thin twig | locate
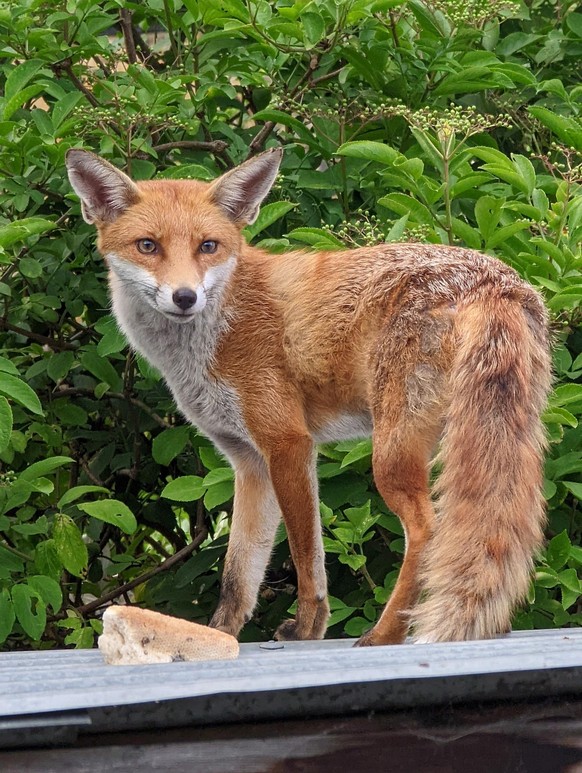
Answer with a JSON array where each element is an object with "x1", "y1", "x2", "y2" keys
[
  {"x1": 55, "y1": 387, "x2": 171, "y2": 429},
  {"x1": 0, "y1": 319, "x2": 77, "y2": 351},
  {"x1": 76, "y1": 528, "x2": 208, "y2": 616},
  {"x1": 153, "y1": 139, "x2": 229, "y2": 154},
  {"x1": 60, "y1": 60, "x2": 99, "y2": 108},
  {"x1": 0, "y1": 538, "x2": 33, "y2": 563},
  {"x1": 310, "y1": 65, "x2": 345, "y2": 87}
]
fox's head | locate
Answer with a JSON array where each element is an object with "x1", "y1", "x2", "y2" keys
[{"x1": 65, "y1": 148, "x2": 282, "y2": 322}]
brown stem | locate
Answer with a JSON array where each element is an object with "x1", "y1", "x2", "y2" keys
[
  {"x1": 0, "y1": 319, "x2": 77, "y2": 351},
  {"x1": 248, "y1": 122, "x2": 276, "y2": 157},
  {"x1": 54, "y1": 387, "x2": 171, "y2": 429},
  {"x1": 61, "y1": 61, "x2": 99, "y2": 108},
  {"x1": 75, "y1": 528, "x2": 208, "y2": 616},
  {"x1": 120, "y1": 9, "x2": 138, "y2": 64},
  {"x1": 153, "y1": 139, "x2": 229, "y2": 154},
  {"x1": 309, "y1": 65, "x2": 345, "y2": 87}
]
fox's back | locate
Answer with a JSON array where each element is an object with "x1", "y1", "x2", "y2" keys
[{"x1": 260, "y1": 243, "x2": 543, "y2": 406}]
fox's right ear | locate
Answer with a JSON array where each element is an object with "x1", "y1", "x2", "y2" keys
[{"x1": 65, "y1": 149, "x2": 140, "y2": 224}]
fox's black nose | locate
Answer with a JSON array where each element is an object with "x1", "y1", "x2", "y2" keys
[{"x1": 172, "y1": 287, "x2": 197, "y2": 311}]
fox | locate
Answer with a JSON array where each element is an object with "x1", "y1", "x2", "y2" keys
[{"x1": 65, "y1": 147, "x2": 552, "y2": 646}]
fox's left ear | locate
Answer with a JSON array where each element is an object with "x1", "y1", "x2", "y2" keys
[{"x1": 209, "y1": 148, "x2": 282, "y2": 225}]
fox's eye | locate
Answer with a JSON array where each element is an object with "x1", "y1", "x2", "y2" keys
[
  {"x1": 200, "y1": 240, "x2": 218, "y2": 254},
  {"x1": 136, "y1": 238, "x2": 158, "y2": 254}
]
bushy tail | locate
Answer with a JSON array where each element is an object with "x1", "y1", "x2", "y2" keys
[{"x1": 412, "y1": 289, "x2": 552, "y2": 642}]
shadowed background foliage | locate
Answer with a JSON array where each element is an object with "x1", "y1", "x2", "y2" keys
[{"x1": 0, "y1": 0, "x2": 582, "y2": 648}]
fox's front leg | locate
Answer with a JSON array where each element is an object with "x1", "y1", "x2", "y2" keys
[
  {"x1": 267, "y1": 434, "x2": 329, "y2": 641},
  {"x1": 210, "y1": 458, "x2": 281, "y2": 638}
]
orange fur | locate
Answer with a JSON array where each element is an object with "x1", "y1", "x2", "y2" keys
[{"x1": 66, "y1": 149, "x2": 552, "y2": 645}]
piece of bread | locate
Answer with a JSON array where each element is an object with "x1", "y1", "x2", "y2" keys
[{"x1": 98, "y1": 605, "x2": 239, "y2": 665}]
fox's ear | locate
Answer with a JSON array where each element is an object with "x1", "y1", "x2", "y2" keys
[
  {"x1": 209, "y1": 148, "x2": 282, "y2": 225},
  {"x1": 65, "y1": 149, "x2": 140, "y2": 224}
]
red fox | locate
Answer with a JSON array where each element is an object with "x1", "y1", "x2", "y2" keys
[{"x1": 66, "y1": 147, "x2": 551, "y2": 645}]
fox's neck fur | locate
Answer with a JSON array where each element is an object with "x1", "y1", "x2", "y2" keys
[{"x1": 109, "y1": 253, "x2": 256, "y2": 453}]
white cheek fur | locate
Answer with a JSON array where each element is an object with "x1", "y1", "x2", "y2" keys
[
  {"x1": 106, "y1": 252, "x2": 158, "y2": 303},
  {"x1": 105, "y1": 253, "x2": 236, "y2": 316}
]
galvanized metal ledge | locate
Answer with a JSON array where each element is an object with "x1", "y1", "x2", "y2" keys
[{"x1": 1, "y1": 629, "x2": 581, "y2": 748}]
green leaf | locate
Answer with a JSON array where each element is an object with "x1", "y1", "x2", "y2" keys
[
  {"x1": 67, "y1": 625, "x2": 95, "y2": 649},
  {"x1": 0, "y1": 396, "x2": 13, "y2": 453},
  {"x1": 203, "y1": 467, "x2": 234, "y2": 486},
  {"x1": 2, "y1": 83, "x2": 44, "y2": 121},
  {"x1": 385, "y1": 214, "x2": 409, "y2": 242},
  {"x1": 34, "y1": 539, "x2": 62, "y2": 580},
  {"x1": 161, "y1": 476, "x2": 205, "y2": 501},
  {"x1": 0, "y1": 543, "x2": 24, "y2": 573},
  {"x1": 245, "y1": 201, "x2": 296, "y2": 239},
  {"x1": 486, "y1": 221, "x2": 530, "y2": 249},
  {"x1": 53, "y1": 514, "x2": 88, "y2": 577},
  {"x1": 57, "y1": 486, "x2": 109, "y2": 510},
  {"x1": 378, "y1": 193, "x2": 433, "y2": 224},
  {"x1": 511, "y1": 154, "x2": 536, "y2": 196},
  {"x1": 204, "y1": 480, "x2": 234, "y2": 509},
  {"x1": 337, "y1": 141, "x2": 398, "y2": 166},
  {"x1": 542, "y1": 407, "x2": 578, "y2": 428},
  {"x1": 19, "y1": 456, "x2": 73, "y2": 482},
  {"x1": 19, "y1": 257, "x2": 43, "y2": 278},
  {"x1": 302, "y1": 10, "x2": 325, "y2": 47},
  {"x1": 174, "y1": 543, "x2": 224, "y2": 588},
  {"x1": 12, "y1": 584, "x2": 46, "y2": 640},
  {"x1": 433, "y1": 67, "x2": 498, "y2": 96},
  {"x1": 475, "y1": 196, "x2": 503, "y2": 242},
  {"x1": 0, "y1": 356, "x2": 19, "y2": 376},
  {"x1": 338, "y1": 553, "x2": 367, "y2": 570},
  {"x1": 529, "y1": 107, "x2": 582, "y2": 153},
  {"x1": 152, "y1": 426, "x2": 190, "y2": 466},
  {"x1": 563, "y1": 481, "x2": 582, "y2": 500},
  {"x1": 80, "y1": 351, "x2": 123, "y2": 391},
  {"x1": 340, "y1": 439, "x2": 372, "y2": 468},
  {"x1": 47, "y1": 351, "x2": 75, "y2": 382},
  {"x1": 77, "y1": 500, "x2": 138, "y2": 535},
  {"x1": 344, "y1": 616, "x2": 370, "y2": 637},
  {"x1": 0, "y1": 588, "x2": 15, "y2": 644},
  {"x1": 535, "y1": 568, "x2": 559, "y2": 588},
  {"x1": 4, "y1": 59, "x2": 45, "y2": 102},
  {"x1": 546, "y1": 530, "x2": 571, "y2": 571},
  {"x1": 27, "y1": 575, "x2": 62, "y2": 613},
  {"x1": 287, "y1": 227, "x2": 344, "y2": 249},
  {"x1": 0, "y1": 217, "x2": 53, "y2": 250},
  {"x1": 551, "y1": 384, "x2": 582, "y2": 407},
  {"x1": 0, "y1": 372, "x2": 43, "y2": 415}
]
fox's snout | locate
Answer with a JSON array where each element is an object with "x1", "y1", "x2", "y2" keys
[{"x1": 172, "y1": 287, "x2": 198, "y2": 311}]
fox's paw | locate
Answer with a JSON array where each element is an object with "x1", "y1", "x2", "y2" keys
[
  {"x1": 274, "y1": 618, "x2": 304, "y2": 641},
  {"x1": 354, "y1": 629, "x2": 377, "y2": 647},
  {"x1": 354, "y1": 625, "x2": 407, "y2": 647}
]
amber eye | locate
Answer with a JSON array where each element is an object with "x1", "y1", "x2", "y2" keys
[
  {"x1": 200, "y1": 240, "x2": 218, "y2": 254},
  {"x1": 136, "y1": 238, "x2": 158, "y2": 254}
]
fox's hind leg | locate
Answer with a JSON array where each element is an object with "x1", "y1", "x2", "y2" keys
[
  {"x1": 357, "y1": 409, "x2": 441, "y2": 646},
  {"x1": 356, "y1": 313, "x2": 449, "y2": 646}
]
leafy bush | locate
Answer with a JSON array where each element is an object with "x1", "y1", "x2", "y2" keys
[{"x1": 1, "y1": 0, "x2": 582, "y2": 648}]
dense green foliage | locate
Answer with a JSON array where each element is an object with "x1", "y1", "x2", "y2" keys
[{"x1": 0, "y1": 0, "x2": 582, "y2": 648}]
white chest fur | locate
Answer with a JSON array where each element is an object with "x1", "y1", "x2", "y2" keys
[{"x1": 109, "y1": 275, "x2": 253, "y2": 449}]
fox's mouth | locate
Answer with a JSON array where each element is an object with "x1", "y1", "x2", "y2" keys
[{"x1": 159, "y1": 309, "x2": 198, "y2": 323}]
